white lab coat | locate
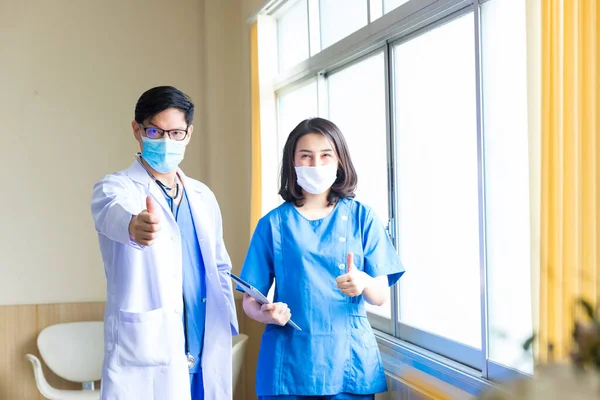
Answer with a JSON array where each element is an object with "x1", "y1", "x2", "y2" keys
[{"x1": 91, "y1": 160, "x2": 238, "y2": 400}]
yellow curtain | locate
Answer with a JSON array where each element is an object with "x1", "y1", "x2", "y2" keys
[
  {"x1": 250, "y1": 22, "x2": 262, "y2": 235},
  {"x1": 539, "y1": 0, "x2": 599, "y2": 362}
]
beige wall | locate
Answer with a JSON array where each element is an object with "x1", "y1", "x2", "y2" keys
[
  {"x1": 198, "y1": 0, "x2": 266, "y2": 275},
  {"x1": 0, "y1": 0, "x2": 204, "y2": 305},
  {"x1": 202, "y1": 2, "x2": 265, "y2": 397},
  {"x1": 200, "y1": 0, "x2": 252, "y2": 275},
  {"x1": 0, "y1": 0, "x2": 264, "y2": 303}
]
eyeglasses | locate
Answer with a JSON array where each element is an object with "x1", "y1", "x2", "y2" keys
[{"x1": 140, "y1": 125, "x2": 189, "y2": 141}]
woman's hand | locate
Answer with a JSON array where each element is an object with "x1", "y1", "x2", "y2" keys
[
  {"x1": 335, "y1": 252, "x2": 389, "y2": 305},
  {"x1": 242, "y1": 294, "x2": 291, "y2": 326},
  {"x1": 336, "y1": 252, "x2": 373, "y2": 297},
  {"x1": 260, "y1": 303, "x2": 291, "y2": 326}
]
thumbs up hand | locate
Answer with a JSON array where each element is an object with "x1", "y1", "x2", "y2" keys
[
  {"x1": 128, "y1": 196, "x2": 161, "y2": 246},
  {"x1": 146, "y1": 195, "x2": 157, "y2": 215},
  {"x1": 335, "y1": 252, "x2": 373, "y2": 297}
]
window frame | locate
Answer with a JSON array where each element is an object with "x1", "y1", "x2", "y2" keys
[{"x1": 388, "y1": 4, "x2": 487, "y2": 372}]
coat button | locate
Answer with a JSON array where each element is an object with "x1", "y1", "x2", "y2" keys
[
  {"x1": 339, "y1": 237, "x2": 346, "y2": 242},
  {"x1": 338, "y1": 263, "x2": 345, "y2": 270},
  {"x1": 341, "y1": 215, "x2": 348, "y2": 221},
  {"x1": 171, "y1": 235, "x2": 176, "y2": 241}
]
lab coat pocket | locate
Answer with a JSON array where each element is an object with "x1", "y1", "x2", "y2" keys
[{"x1": 117, "y1": 308, "x2": 170, "y2": 368}]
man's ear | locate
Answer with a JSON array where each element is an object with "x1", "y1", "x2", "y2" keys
[
  {"x1": 131, "y1": 120, "x2": 140, "y2": 138},
  {"x1": 184, "y1": 125, "x2": 193, "y2": 144}
]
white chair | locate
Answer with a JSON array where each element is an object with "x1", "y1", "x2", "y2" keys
[
  {"x1": 232, "y1": 333, "x2": 249, "y2": 395},
  {"x1": 26, "y1": 321, "x2": 103, "y2": 400}
]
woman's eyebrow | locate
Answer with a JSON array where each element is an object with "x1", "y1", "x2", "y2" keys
[{"x1": 297, "y1": 148, "x2": 333, "y2": 153}]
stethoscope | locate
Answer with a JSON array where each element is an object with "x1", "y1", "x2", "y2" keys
[
  {"x1": 135, "y1": 154, "x2": 180, "y2": 214},
  {"x1": 136, "y1": 154, "x2": 195, "y2": 369}
]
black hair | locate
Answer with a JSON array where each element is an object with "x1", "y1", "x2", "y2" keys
[{"x1": 134, "y1": 86, "x2": 194, "y2": 125}]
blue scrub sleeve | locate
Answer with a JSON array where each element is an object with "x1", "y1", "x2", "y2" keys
[
  {"x1": 362, "y1": 208, "x2": 405, "y2": 286},
  {"x1": 239, "y1": 217, "x2": 275, "y2": 296}
]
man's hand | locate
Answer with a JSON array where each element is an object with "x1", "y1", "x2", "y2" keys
[
  {"x1": 129, "y1": 196, "x2": 161, "y2": 246},
  {"x1": 336, "y1": 252, "x2": 373, "y2": 297},
  {"x1": 260, "y1": 302, "x2": 291, "y2": 326}
]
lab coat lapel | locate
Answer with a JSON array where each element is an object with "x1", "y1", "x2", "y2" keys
[
  {"x1": 125, "y1": 158, "x2": 176, "y2": 223},
  {"x1": 180, "y1": 174, "x2": 215, "y2": 265},
  {"x1": 148, "y1": 182, "x2": 174, "y2": 220}
]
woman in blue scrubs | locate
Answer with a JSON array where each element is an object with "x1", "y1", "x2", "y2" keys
[{"x1": 240, "y1": 118, "x2": 405, "y2": 399}]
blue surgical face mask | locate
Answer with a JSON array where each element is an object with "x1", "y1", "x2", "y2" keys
[{"x1": 141, "y1": 136, "x2": 186, "y2": 173}]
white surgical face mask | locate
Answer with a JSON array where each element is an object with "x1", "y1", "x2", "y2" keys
[{"x1": 294, "y1": 164, "x2": 338, "y2": 195}]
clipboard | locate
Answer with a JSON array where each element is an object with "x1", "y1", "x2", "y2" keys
[{"x1": 228, "y1": 272, "x2": 302, "y2": 331}]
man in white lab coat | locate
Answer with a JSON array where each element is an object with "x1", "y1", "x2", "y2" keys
[{"x1": 91, "y1": 86, "x2": 238, "y2": 400}]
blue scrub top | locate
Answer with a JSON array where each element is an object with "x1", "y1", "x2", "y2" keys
[
  {"x1": 166, "y1": 189, "x2": 207, "y2": 375},
  {"x1": 240, "y1": 198, "x2": 405, "y2": 396}
]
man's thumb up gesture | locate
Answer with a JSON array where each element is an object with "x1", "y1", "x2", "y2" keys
[{"x1": 129, "y1": 196, "x2": 161, "y2": 246}]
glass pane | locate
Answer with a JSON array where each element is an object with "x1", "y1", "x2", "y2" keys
[
  {"x1": 278, "y1": 0, "x2": 309, "y2": 72},
  {"x1": 482, "y1": 0, "x2": 533, "y2": 373},
  {"x1": 328, "y1": 52, "x2": 391, "y2": 321},
  {"x1": 384, "y1": 0, "x2": 409, "y2": 14},
  {"x1": 320, "y1": 0, "x2": 368, "y2": 50},
  {"x1": 394, "y1": 13, "x2": 482, "y2": 349},
  {"x1": 370, "y1": 0, "x2": 383, "y2": 22},
  {"x1": 277, "y1": 79, "x2": 318, "y2": 157}
]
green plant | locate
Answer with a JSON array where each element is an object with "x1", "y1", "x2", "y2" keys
[
  {"x1": 571, "y1": 299, "x2": 600, "y2": 371},
  {"x1": 523, "y1": 298, "x2": 600, "y2": 371}
]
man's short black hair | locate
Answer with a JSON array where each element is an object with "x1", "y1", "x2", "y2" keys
[{"x1": 134, "y1": 86, "x2": 195, "y2": 126}]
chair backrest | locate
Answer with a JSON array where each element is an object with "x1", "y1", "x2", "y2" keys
[
  {"x1": 37, "y1": 321, "x2": 103, "y2": 383},
  {"x1": 232, "y1": 333, "x2": 249, "y2": 392}
]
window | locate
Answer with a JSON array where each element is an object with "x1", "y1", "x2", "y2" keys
[
  {"x1": 258, "y1": 0, "x2": 533, "y2": 383},
  {"x1": 384, "y1": 0, "x2": 410, "y2": 14},
  {"x1": 320, "y1": 0, "x2": 368, "y2": 50},
  {"x1": 277, "y1": 79, "x2": 318, "y2": 153},
  {"x1": 327, "y1": 52, "x2": 388, "y2": 225},
  {"x1": 481, "y1": 0, "x2": 533, "y2": 374},
  {"x1": 277, "y1": 0, "x2": 309, "y2": 72},
  {"x1": 327, "y1": 51, "x2": 391, "y2": 322},
  {"x1": 394, "y1": 12, "x2": 482, "y2": 352}
]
